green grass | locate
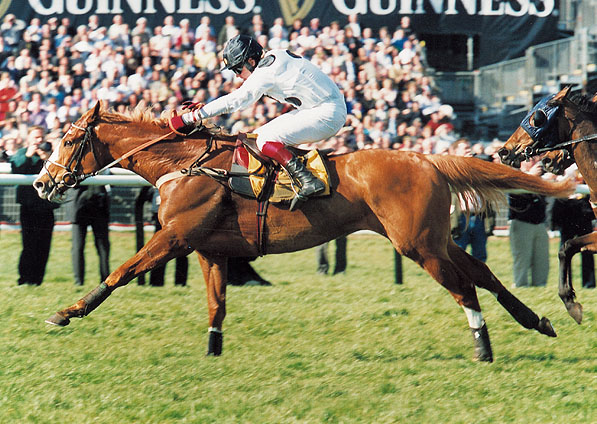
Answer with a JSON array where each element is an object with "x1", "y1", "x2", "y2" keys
[{"x1": 0, "y1": 231, "x2": 595, "y2": 423}]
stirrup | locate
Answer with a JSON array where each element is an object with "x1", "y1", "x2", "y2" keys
[{"x1": 289, "y1": 193, "x2": 307, "y2": 212}]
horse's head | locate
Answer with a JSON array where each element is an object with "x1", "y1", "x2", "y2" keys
[
  {"x1": 34, "y1": 101, "x2": 105, "y2": 202},
  {"x1": 498, "y1": 86, "x2": 572, "y2": 167}
]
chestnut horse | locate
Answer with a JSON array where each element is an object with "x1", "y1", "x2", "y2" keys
[
  {"x1": 34, "y1": 102, "x2": 574, "y2": 362},
  {"x1": 499, "y1": 86, "x2": 596, "y2": 324}
]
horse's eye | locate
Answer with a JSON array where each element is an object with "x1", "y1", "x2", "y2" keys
[
  {"x1": 64, "y1": 140, "x2": 73, "y2": 147},
  {"x1": 531, "y1": 110, "x2": 547, "y2": 127}
]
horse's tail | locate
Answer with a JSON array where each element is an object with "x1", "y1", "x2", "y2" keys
[{"x1": 426, "y1": 155, "x2": 575, "y2": 213}]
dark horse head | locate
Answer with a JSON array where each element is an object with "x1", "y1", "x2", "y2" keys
[{"x1": 498, "y1": 86, "x2": 573, "y2": 168}]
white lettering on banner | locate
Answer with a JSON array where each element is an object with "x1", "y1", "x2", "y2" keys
[
  {"x1": 27, "y1": 0, "x2": 555, "y2": 16},
  {"x1": 229, "y1": 0, "x2": 254, "y2": 14},
  {"x1": 29, "y1": 0, "x2": 63, "y2": 14},
  {"x1": 479, "y1": 0, "x2": 504, "y2": 15},
  {"x1": 28, "y1": 0, "x2": 255, "y2": 15},
  {"x1": 427, "y1": 0, "x2": 444, "y2": 14},
  {"x1": 445, "y1": 0, "x2": 476, "y2": 15},
  {"x1": 530, "y1": 0, "x2": 554, "y2": 18},
  {"x1": 370, "y1": 0, "x2": 397, "y2": 15},
  {"x1": 331, "y1": 0, "x2": 554, "y2": 16},
  {"x1": 331, "y1": 0, "x2": 366, "y2": 14},
  {"x1": 66, "y1": 0, "x2": 94, "y2": 14},
  {"x1": 505, "y1": 0, "x2": 528, "y2": 17},
  {"x1": 95, "y1": 0, "x2": 111, "y2": 13}
]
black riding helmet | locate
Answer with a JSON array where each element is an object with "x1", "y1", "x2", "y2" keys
[{"x1": 222, "y1": 35, "x2": 264, "y2": 74}]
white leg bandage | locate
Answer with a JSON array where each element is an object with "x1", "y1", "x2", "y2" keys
[{"x1": 462, "y1": 306, "x2": 484, "y2": 329}]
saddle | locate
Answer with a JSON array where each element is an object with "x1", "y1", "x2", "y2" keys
[{"x1": 228, "y1": 134, "x2": 332, "y2": 203}]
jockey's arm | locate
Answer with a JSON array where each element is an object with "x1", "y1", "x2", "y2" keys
[{"x1": 195, "y1": 73, "x2": 273, "y2": 121}]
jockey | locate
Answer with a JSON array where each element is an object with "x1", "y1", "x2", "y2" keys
[{"x1": 170, "y1": 35, "x2": 347, "y2": 207}]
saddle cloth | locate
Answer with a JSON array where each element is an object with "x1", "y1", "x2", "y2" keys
[{"x1": 229, "y1": 136, "x2": 331, "y2": 202}]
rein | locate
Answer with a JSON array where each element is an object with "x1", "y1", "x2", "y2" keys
[
  {"x1": 46, "y1": 121, "x2": 177, "y2": 188},
  {"x1": 535, "y1": 132, "x2": 597, "y2": 154},
  {"x1": 92, "y1": 129, "x2": 176, "y2": 176}
]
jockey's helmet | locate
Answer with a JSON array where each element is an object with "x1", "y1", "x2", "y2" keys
[{"x1": 222, "y1": 35, "x2": 263, "y2": 74}]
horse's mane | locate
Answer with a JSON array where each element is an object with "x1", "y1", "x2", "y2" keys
[
  {"x1": 98, "y1": 103, "x2": 234, "y2": 138},
  {"x1": 568, "y1": 93, "x2": 597, "y2": 115}
]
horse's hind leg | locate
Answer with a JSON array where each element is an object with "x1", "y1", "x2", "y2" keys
[
  {"x1": 447, "y1": 243, "x2": 556, "y2": 337},
  {"x1": 45, "y1": 227, "x2": 192, "y2": 326},
  {"x1": 196, "y1": 252, "x2": 228, "y2": 356},
  {"x1": 413, "y1": 251, "x2": 493, "y2": 362},
  {"x1": 557, "y1": 232, "x2": 597, "y2": 323}
]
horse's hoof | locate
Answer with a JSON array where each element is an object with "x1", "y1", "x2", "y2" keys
[
  {"x1": 473, "y1": 350, "x2": 493, "y2": 362},
  {"x1": 471, "y1": 324, "x2": 493, "y2": 363},
  {"x1": 45, "y1": 312, "x2": 70, "y2": 327},
  {"x1": 207, "y1": 331, "x2": 223, "y2": 356},
  {"x1": 537, "y1": 317, "x2": 557, "y2": 337},
  {"x1": 567, "y1": 303, "x2": 583, "y2": 324}
]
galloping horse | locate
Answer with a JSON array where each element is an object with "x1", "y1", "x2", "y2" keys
[
  {"x1": 34, "y1": 102, "x2": 574, "y2": 362},
  {"x1": 499, "y1": 86, "x2": 596, "y2": 324}
]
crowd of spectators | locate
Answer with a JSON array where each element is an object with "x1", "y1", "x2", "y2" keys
[{"x1": 0, "y1": 11, "x2": 502, "y2": 162}]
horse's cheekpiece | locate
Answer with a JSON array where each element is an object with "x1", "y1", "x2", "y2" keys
[{"x1": 520, "y1": 94, "x2": 561, "y2": 155}]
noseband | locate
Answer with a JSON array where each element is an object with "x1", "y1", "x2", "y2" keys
[{"x1": 44, "y1": 122, "x2": 100, "y2": 189}]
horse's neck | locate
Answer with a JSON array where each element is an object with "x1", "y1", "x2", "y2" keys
[
  {"x1": 571, "y1": 119, "x2": 597, "y2": 200},
  {"x1": 105, "y1": 127, "x2": 234, "y2": 185}
]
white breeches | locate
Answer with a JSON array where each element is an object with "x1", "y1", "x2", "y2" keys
[{"x1": 254, "y1": 101, "x2": 347, "y2": 150}]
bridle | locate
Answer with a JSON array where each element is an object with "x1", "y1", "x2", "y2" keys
[
  {"x1": 520, "y1": 94, "x2": 597, "y2": 159},
  {"x1": 44, "y1": 119, "x2": 176, "y2": 190},
  {"x1": 44, "y1": 121, "x2": 100, "y2": 189}
]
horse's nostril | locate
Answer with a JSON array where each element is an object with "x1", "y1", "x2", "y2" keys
[
  {"x1": 33, "y1": 181, "x2": 43, "y2": 190},
  {"x1": 497, "y1": 148, "x2": 508, "y2": 158}
]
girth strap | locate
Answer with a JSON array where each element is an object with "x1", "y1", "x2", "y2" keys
[{"x1": 256, "y1": 199, "x2": 269, "y2": 256}]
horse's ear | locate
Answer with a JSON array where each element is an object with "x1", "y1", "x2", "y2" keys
[
  {"x1": 91, "y1": 101, "x2": 102, "y2": 120},
  {"x1": 552, "y1": 86, "x2": 571, "y2": 103}
]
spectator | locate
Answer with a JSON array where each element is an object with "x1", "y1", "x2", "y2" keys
[
  {"x1": 217, "y1": 15, "x2": 238, "y2": 48},
  {"x1": 131, "y1": 17, "x2": 151, "y2": 45},
  {"x1": 268, "y1": 17, "x2": 288, "y2": 40},
  {"x1": 316, "y1": 237, "x2": 348, "y2": 275},
  {"x1": 67, "y1": 184, "x2": 111, "y2": 286},
  {"x1": 508, "y1": 158, "x2": 550, "y2": 287},
  {"x1": 195, "y1": 16, "x2": 215, "y2": 41},
  {"x1": 345, "y1": 13, "x2": 362, "y2": 38},
  {"x1": 1, "y1": 14, "x2": 25, "y2": 53},
  {"x1": 9, "y1": 126, "x2": 56, "y2": 286}
]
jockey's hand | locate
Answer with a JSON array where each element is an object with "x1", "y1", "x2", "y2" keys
[{"x1": 181, "y1": 101, "x2": 204, "y2": 112}]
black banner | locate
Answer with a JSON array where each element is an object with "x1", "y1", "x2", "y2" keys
[{"x1": 0, "y1": 0, "x2": 559, "y2": 67}]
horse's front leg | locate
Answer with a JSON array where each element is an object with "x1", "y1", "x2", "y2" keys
[
  {"x1": 557, "y1": 232, "x2": 597, "y2": 324},
  {"x1": 45, "y1": 227, "x2": 192, "y2": 326},
  {"x1": 196, "y1": 252, "x2": 228, "y2": 356}
]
